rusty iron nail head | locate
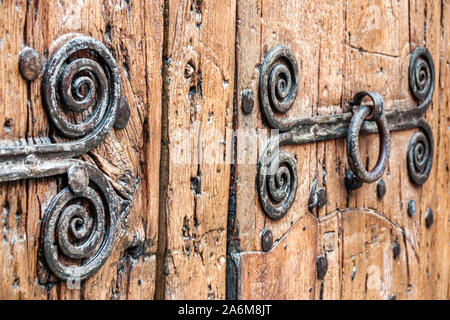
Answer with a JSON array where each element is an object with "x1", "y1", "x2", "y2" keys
[
  {"x1": 344, "y1": 170, "x2": 363, "y2": 191},
  {"x1": 261, "y1": 229, "x2": 273, "y2": 252},
  {"x1": 316, "y1": 188, "x2": 327, "y2": 208},
  {"x1": 241, "y1": 89, "x2": 254, "y2": 114},
  {"x1": 114, "y1": 96, "x2": 130, "y2": 129},
  {"x1": 316, "y1": 255, "x2": 328, "y2": 280},
  {"x1": 425, "y1": 208, "x2": 434, "y2": 228},
  {"x1": 67, "y1": 164, "x2": 89, "y2": 194},
  {"x1": 18, "y1": 47, "x2": 43, "y2": 81},
  {"x1": 376, "y1": 179, "x2": 386, "y2": 198},
  {"x1": 407, "y1": 199, "x2": 416, "y2": 217}
]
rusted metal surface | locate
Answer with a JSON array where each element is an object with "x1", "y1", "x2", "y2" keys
[
  {"x1": 256, "y1": 46, "x2": 435, "y2": 219},
  {"x1": 260, "y1": 229, "x2": 273, "y2": 252},
  {"x1": 41, "y1": 160, "x2": 119, "y2": 281},
  {"x1": 344, "y1": 170, "x2": 363, "y2": 191},
  {"x1": 114, "y1": 96, "x2": 131, "y2": 129},
  {"x1": 308, "y1": 179, "x2": 327, "y2": 212},
  {"x1": 18, "y1": 47, "x2": 43, "y2": 81},
  {"x1": 316, "y1": 255, "x2": 328, "y2": 280},
  {"x1": 376, "y1": 179, "x2": 386, "y2": 199},
  {"x1": 347, "y1": 93, "x2": 390, "y2": 184},
  {"x1": 0, "y1": 36, "x2": 126, "y2": 281},
  {"x1": 407, "y1": 127, "x2": 434, "y2": 186},
  {"x1": 241, "y1": 89, "x2": 254, "y2": 114},
  {"x1": 257, "y1": 149, "x2": 298, "y2": 220},
  {"x1": 425, "y1": 208, "x2": 434, "y2": 228},
  {"x1": 408, "y1": 46, "x2": 435, "y2": 114},
  {"x1": 259, "y1": 46, "x2": 299, "y2": 131},
  {"x1": 407, "y1": 199, "x2": 416, "y2": 217},
  {"x1": 349, "y1": 91, "x2": 384, "y2": 122},
  {"x1": 67, "y1": 164, "x2": 89, "y2": 195}
]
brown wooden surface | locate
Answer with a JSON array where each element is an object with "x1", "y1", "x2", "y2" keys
[
  {"x1": 0, "y1": 0, "x2": 163, "y2": 299},
  {"x1": 230, "y1": 0, "x2": 449, "y2": 300},
  {"x1": 0, "y1": 0, "x2": 448, "y2": 300},
  {"x1": 155, "y1": 0, "x2": 235, "y2": 299}
]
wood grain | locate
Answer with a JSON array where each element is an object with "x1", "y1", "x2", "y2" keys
[
  {"x1": 239, "y1": 213, "x2": 317, "y2": 300},
  {"x1": 230, "y1": 0, "x2": 449, "y2": 300},
  {"x1": 155, "y1": 0, "x2": 236, "y2": 299},
  {"x1": 0, "y1": 0, "x2": 448, "y2": 300},
  {"x1": 0, "y1": 0, "x2": 163, "y2": 299}
]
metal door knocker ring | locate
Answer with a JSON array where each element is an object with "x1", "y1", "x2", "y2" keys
[{"x1": 347, "y1": 91, "x2": 390, "y2": 183}]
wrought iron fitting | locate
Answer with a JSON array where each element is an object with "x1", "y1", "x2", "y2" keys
[
  {"x1": 0, "y1": 35, "x2": 128, "y2": 282},
  {"x1": 256, "y1": 46, "x2": 435, "y2": 219},
  {"x1": 347, "y1": 93, "x2": 390, "y2": 184}
]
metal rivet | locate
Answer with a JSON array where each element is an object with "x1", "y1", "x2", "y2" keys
[
  {"x1": 376, "y1": 179, "x2": 386, "y2": 198},
  {"x1": 24, "y1": 154, "x2": 38, "y2": 169},
  {"x1": 261, "y1": 229, "x2": 273, "y2": 252},
  {"x1": 425, "y1": 208, "x2": 434, "y2": 228},
  {"x1": 316, "y1": 255, "x2": 328, "y2": 280},
  {"x1": 114, "y1": 96, "x2": 130, "y2": 129},
  {"x1": 18, "y1": 47, "x2": 43, "y2": 81},
  {"x1": 344, "y1": 170, "x2": 363, "y2": 191},
  {"x1": 407, "y1": 199, "x2": 415, "y2": 217},
  {"x1": 67, "y1": 164, "x2": 89, "y2": 194},
  {"x1": 241, "y1": 89, "x2": 254, "y2": 114},
  {"x1": 392, "y1": 241, "x2": 400, "y2": 260}
]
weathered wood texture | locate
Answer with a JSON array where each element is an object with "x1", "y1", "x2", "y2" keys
[
  {"x1": 155, "y1": 0, "x2": 236, "y2": 299},
  {"x1": 0, "y1": 0, "x2": 163, "y2": 299},
  {"x1": 0, "y1": 0, "x2": 448, "y2": 300},
  {"x1": 230, "y1": 0, "x2": 449, "y2": 299},
  {"x1": 239, "y1": 214, "x2": 317, "y2": 299}
]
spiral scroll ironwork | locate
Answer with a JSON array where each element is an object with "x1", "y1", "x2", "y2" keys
[
  {"x1": 259, "y1": 46, "x2": 299, "y2": 131},
  {"x1": 43, "y1": 36, "x2": 121, "y2": 143},
  {"x1": 406, "y1": 120, "x2": 434, "y2": 186},
  {"x1": 408, "y1": 46, "x2": 435, "y2": 114},
  {"x1": 0, "y1": 35, "x2": 127, "y2": 282},
  {"x1": 38, "y1": 36, "x2": 122, "y2": 281},
  {"x1": 258, "y1": 142, "x2": 298, "y2": 220},
  {"x1": 41, "y1": 162, "x2": 118, "y2": 281},
  {"x1": 255, "y1": 45, "x2": 435, "y2": 220}
]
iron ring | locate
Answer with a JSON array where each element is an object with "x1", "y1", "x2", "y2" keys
[
  {"x1": 347, "y1": 105, "x2": 390, "y2": 183},
  {"x1": 350, "y1": 91, "x2": 384, "y2": 121}
]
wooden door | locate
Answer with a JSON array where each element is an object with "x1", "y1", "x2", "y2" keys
[
  {"x1": 228, "y1": 0, "x2": 449, "y2": 300},
  {"x1": 0, "y1": 0, "x2": 235, "y2": 300},
  {"x1": 0, "y1": 0, "x2": 448, "y2": 300},
  {"x1": 0, "y1": 0, "x2": 164, "y2": 299}
]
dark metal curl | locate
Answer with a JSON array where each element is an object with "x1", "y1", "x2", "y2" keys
[
  {"x1": 0, "y1": 36, "x2": 127, "y2": 282},
  {"x1": 408, "y1": 46, "x2": 435, "y2": 114},
  {"x1": 41, "y1": 160, "x2": 119, "y2": 281},
  {"x1": 43, "y1": 36, "x2": 120, "y2": 140},
  {"x1": 259, "y1": 46, "x2": 299, "y2": 131},
  {"x1": 347, "y1": 94, "x2": 390, "y2": 184},
  {"x1": 258, "y1": 134, "x2": 298, "y2": 220},
  {"x1": 406, "y1": 120, "x2": 433, "y2": 186}
]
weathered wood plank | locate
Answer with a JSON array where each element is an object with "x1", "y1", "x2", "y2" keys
[
  {"x1": 239, "y1": 214, "x2": 317, "y2": 300},
  {"x1": 155, "y1": 0, "x2": 235, "y2": 299},
  {"x1": 232, "y1": 0, "x2": 449, "y2": 300},
  {"x1": 0, "y1": 0, "x2": 163, "y2": 299}
]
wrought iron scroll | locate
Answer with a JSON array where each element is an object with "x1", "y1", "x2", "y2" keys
[
  {"x1": 0, "y1": 36, "x2": 127, "y2": 281},
  {"x1": 257, "y1": 46, "x2": 435, "y2": 220}
]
